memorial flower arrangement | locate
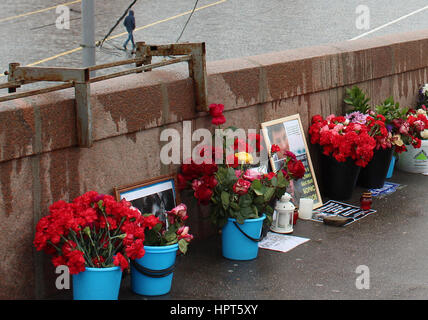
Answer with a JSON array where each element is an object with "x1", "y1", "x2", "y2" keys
[
  {"x1": 178, "y1": 103, "x2": 305, "y2": 228},
  {"x1": 343, "y1": 87, "x2": 426, "y2": 154},
  {"x1": 377, "y1": 105, "x2": 427, "y2": 152},
  {"x1": 33, "y1": 191, "x2": 147, "y2": 274},
  {"x1": 142, "y1": 203, "x2": 193, "y2": 254},
  {"x1": 309, "y1": 114, "x2": 377, "y2": 167},
  {"x1": 400, "y1": 105, "x2": 428, "y2": 140}
]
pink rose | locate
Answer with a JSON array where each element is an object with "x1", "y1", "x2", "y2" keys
[
  {"x1": 320, "y1": 125, "x2": 330, "y2": 133},
  {"x1": 414, "y1": 120, "x2": 425, "y2": 132},
  {"x1": 399, "y1": 122, "x2": 409, "y2": 135},
  {"x1": 177, "y1": 226, "x2": 193, "y2": 242},
  {"x1": 243, "y1": 169, "x2": 262, "y2": 181},
  {"x1": 333, "y1": 124, "x2": 344, "y2": 132},
  {"x1": 167, "y1": 204, "x2": 188, "y2": 220},
  {"x1": 233, "y1": 178, "x2": 252, "y2": 195},
  {"x1": 326, "y1": 114, "x2": 335, "y2": 122}
]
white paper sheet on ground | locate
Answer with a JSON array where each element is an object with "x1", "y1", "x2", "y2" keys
[{"x1": 258, "y1": 232, "x2": 310, "y2": 253}]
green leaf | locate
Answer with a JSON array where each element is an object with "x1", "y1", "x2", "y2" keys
[
  {"x1": 270, "y1": 176, "x2": 278, "y2": 187},
  {"x1": 153, "y1": 223, "x2": 162, "y2": 233},
  {"x1": 253, "y1": 195, "x2": 265, "y2": 205},
  {"x1": 178, "y1": 239, "x2": 188, "y2": 254},
  {"x1": 164, "y1": 229, "x2": 177, "y2": 243},
  {"x1": 251, "y1": 205, "x2": 258, "y2": 217},
  {"x1": 344, "y1": 86, "x2": 371, "y2": 113},
  {"x1": 221, "y1": 191, "x2": 230, "y2": 210},
  {"x1": 227, "y1": 167, "x2": 238, "y2": 182},
  {"x1": 264, "y1": 187, "x2": 275, "y2": 202},
  {"x1": 235, "y1": 211, "x2": 246, "y2": 224},
  {"x1": 239, "y1": 193, "x2": 252, "y2": 207},
  {"x1": 265, "y1": 205, "x2": 274, "y2": 215},
  {"x1": 230, "y1": 202, "x2": 240, "y2": 211}
]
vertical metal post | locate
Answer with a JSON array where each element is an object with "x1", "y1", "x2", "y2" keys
[
  {"x1": 189, "y1": 43, "x2": 208, "y2": 112},
  {"x1": 74, "y1": 69, "x2": 92, "y2": 147},
  {"x1": 135, "y1": 42, "x2": 144, "y2": 74},
  {"x1": 135, "y1": 42, "x2": 152, "y2": 73},
  {"x1": 7, "y1": 63, "x2": 20, "y2": 93},
  {"x1": 82, "y1": 0, "x2": 96, "y2": 77}
]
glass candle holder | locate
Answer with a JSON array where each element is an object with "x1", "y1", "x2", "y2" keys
[{"x1": 360, "y1": 191, "x2": 372, "y2": 210}]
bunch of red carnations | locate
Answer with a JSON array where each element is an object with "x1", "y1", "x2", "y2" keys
[
  {"x1": 309, "y1": 114, "x2": 377, "y2": 167},
  {"x1": 33, "y1": 191, "x2": 150, "y2": 275}
]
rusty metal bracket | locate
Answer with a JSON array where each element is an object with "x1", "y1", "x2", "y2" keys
[
  {"x1": 0, "y1": 41, "x2": 208, "y2": 147},
  {"x1": 6, "y1": 63, "x2": 93, "y2": 148},
  {"x1": 134, "y1": 42, "x2": 208, "y2": 112}
]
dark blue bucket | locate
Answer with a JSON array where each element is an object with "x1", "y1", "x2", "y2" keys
[
  {"x1": 222, "y1": 214, "x2": 266, "y2": 260},
  {"x1": 130, "y1": 244, "x2": 179, "y2": 296},
  {"x1": 72, "y1": 266, "x2": 122, "y2": 300}
]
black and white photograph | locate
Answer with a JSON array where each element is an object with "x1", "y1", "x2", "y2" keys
[{"x1": 114, "y1": 175, "x2": 178, "y2": 217}]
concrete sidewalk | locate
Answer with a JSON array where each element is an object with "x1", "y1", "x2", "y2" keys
[{"x1": 54, "y1": 170, "x2": 428, "y2": 300}]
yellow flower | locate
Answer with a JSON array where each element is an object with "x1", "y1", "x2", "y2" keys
[{"x1": 235, "y1": 152, "x2": 253, "y2": 164}]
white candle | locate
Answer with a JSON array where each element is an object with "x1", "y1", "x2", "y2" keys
[{"x1": 299, "y1": 198, "x2": 313, "y2": 220}]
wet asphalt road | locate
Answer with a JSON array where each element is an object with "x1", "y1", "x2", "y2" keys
[{"x1": 1, "y1": 0, "x2": 428, "y2": 82}]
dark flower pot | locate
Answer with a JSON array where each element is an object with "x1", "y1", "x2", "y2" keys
[
  {"x1": 320, "y1": 154, "x2": 361, "y2": 200},
  {"x1": 357, "y1": 147, "x2": 393, "y2": 189}
]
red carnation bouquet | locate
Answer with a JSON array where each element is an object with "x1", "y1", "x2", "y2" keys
[
  {"x1": 309, "y1": 114, "x2": 377, "y2": 167},
  {"x1": 177, "y1": 103, "x2": 305, "y2": 228},
  {"x1": 33, "y1": 191, "x2": 147, "y2": 274}
]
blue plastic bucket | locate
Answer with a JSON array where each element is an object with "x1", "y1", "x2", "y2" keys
[
  {"x1": 72, "y1": 266, "x2": 122, "y2": 300},
  {"x1": 131, "y1": 244, "x2": 179, "y2": 296},
  {"x1": 222, "y1": 214, "x2": 266, "y2": 260},
  {"x1": 386, "y1": 155, "x2": 396, "y2": 178}
]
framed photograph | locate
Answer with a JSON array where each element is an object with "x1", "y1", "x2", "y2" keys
[
  {"x1": 114, "y1": 174, "x2": 179, "y2": 216},
  {"x1": 261, "y1": 114, "x2": 323, "y2": 209}
]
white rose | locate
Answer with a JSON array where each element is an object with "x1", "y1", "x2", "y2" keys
[
  {"x1": 421, "y1": 129, "x2": 428, "y2": 140},
  {"x1": 393, "y1": 134, "x2": 404, "y2": 146},
  {"x1": 423, "y1": 84, "x2": 428, "y2": 95},
  {"x1": 417, "y1": 108, "x2": 427, "y2": 116}
]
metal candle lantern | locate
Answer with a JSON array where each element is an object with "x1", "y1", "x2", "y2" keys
[{"x1": 271, "y1": 193, "x2": 295, "y2": 234}]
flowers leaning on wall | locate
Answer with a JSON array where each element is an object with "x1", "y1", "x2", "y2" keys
[
  {"x1": 177, "y1": 103, "x2": 305, "y2": 229},
  {"x1": 343, "y1": 86, "x2": 428, "y2": 154}
]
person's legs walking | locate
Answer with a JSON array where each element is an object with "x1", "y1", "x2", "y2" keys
[
  {"x1": 123, "y1": 31, "x2": 132, "y2": 49},
  {"x1": 130, "y1": 32, "x2": 135, "y2": 50}
]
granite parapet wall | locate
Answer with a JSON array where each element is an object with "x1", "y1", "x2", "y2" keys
[{"x1": 1, "y1": 29, "x2": 428, "y2": 299}]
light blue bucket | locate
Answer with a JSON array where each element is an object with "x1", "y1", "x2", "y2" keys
[
  {"x1": 386, "y1": 155, "x2": 396, "y2": 178},
  {"x1": 222, "y1": 214, "x2": 266, "y2": 260},
  {"x1": 72, "y1": 266, "x2": 122, "y2": 300},
  {"x1": 131, "y1": 244, "x2": 179, "y2": 296}
]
